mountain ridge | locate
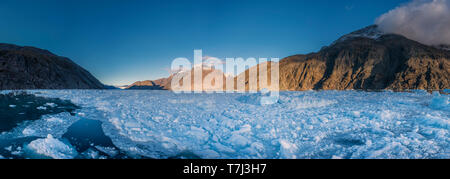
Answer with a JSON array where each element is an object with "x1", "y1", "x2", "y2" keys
[
  {"x1": 0, "y1": 43, "x2": 106, "y2": 90},
  {"x1": 249, "y1": 25, "x2": 449, "y2": 91},
  {"x1": 118, "y1": 25, "x2": 450, "y2": 91}
]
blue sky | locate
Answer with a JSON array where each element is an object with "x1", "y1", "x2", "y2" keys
[{"x1": 0, "y1": 0, "x2": 410, "y2": 85}]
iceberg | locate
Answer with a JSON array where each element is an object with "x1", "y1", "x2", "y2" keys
[{"x1": 26, "y1": 134, "x2": 78, "y2": 159}]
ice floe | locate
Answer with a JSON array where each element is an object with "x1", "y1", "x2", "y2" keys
[{"x1": 0, "y1": 112, "x2": 80, "y2": 139}]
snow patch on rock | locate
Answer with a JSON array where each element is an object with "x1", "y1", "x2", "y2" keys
[{"x1": 333, "y1": 25, "x2": 385, "y2": 45}]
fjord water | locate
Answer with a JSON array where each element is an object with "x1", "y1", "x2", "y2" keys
[{"x1": 0, "y1": 90, "x2": 448, "y2": 159}]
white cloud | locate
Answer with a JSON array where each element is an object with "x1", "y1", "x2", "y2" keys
[{"x1": 375, "y1": 0, "x2": 450, "y2": 46}]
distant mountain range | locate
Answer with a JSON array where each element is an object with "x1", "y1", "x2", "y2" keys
[
  {"x1": 126, "y1": 65, "x2": 229, "y2": 91},
  {"x1": 128, "y1": 25, "x2": 449, "y2": 91},
  {"x1": 126, "y1": 78, "x2": 169, "y2": 90},
  {"x1": 1, "y1": 25, "x2": 448, "y2": 91}
]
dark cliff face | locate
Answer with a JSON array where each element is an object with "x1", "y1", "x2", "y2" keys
[
  {"x1": 0, "y1": 43, "x2": 105, "y2": 90},
  {"x1": 242, "y1": 26, "x2": 450, "y2": 91}
]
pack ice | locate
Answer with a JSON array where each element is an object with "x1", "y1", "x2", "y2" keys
[{"x1": 20, "y1": 90, "x2": 450, "y2": 159}]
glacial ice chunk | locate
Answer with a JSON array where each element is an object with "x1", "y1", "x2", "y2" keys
[
  {"x1": 22, "y1": 128, "x2": 36, "y2": 136},
  {"x1": 430, "y1": 94, "x2": 449, "y2": 110},
  {"x1": 279, "y1": 139, "x2": 298, "y2": 159},
  {"x1": 26, "y1": 134, "x2": 78, "y2": 159},
  {"x1": 36, "y1": 106, "x2": 47, "y2": 110},
  {"x1": 44, "y1": 103, "x2": 58, "y2": 107}
]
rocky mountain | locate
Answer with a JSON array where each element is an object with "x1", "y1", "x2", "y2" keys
[
  {"x1": 240, "y1": 25, "x2": 449, "y2": 91},
  {"x1": 126, "y1": 78, "x2": 169, "y2": 90},
  {"x1": 0, "y1": 43, "x2": 105, "y2": 90},
  {"x1": 123, "y1": 25, "x2": 450, "y2": 92},
  {"x1": 126, "y1": 65, "x2": 229, "y2": 91}
]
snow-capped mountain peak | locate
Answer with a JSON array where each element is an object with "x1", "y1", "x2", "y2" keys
[{"x1": 333, "y1": 25, "x2": 385, "y2": 44}]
